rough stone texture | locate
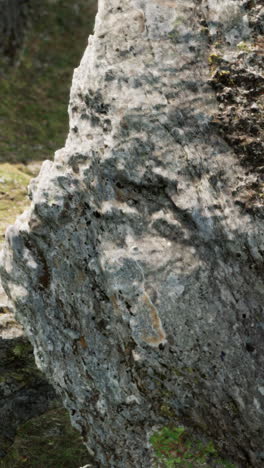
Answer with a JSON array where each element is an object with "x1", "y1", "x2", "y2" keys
[
  {"x1": 0, "y1": 0, "x2": 264, "y2": 466},
  {"x1": 208, "y1": 0, "x2": 264, "y2": 215},
  {"x1": 0, "y1": 0, "x2": 31, "y2": 67}
]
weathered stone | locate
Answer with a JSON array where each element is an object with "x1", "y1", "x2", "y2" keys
[
  {"x1": 208, "y1": 0, "x2": 264, "y2": 214},
  {"x1": 1, "y1": 0, "x2": 264, "y2": 466}
]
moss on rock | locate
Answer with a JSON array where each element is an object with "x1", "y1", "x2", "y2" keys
[{"x1": 150, "y1": 426, "x2": 236, "y2": 468}]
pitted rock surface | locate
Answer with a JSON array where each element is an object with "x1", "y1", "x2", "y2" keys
[{"x1": 1, "y1": 0, "x2": 264, "y2": 466}]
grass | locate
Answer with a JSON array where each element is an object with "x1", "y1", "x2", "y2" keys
[
  {"x1": 150, "y1": 426, "x2": 236, "y2": 468},
  {"x1": 0, "y1": 0, "x2": 97, "y2": 239},
  {"x1": 0, "y1": 1, "x2": 97, "y2": 466},
  {"x1": 0, "y1": 163, "x2": 32, "y2": 244},
  {"x1": 0, "y1": 408, "x2": 91, "y2": 468},
  {"x1": 0, "y1": 0, "x2": 97, "y2": 164}
]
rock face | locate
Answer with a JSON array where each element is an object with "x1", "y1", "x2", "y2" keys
[
  {"x1": 208, "y1": 0, "x2": 264, "y2": 215},
  {"x1": 0, "y1": 0, "x2": 31, "y2": 66},
  {"x1": 1, "y1": 0, "x2": 263, "y2": 466}
]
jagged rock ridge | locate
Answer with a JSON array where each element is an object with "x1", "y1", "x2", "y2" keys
[{"x1": 1, "y1": 0, "x2": 264, "y2": 466}]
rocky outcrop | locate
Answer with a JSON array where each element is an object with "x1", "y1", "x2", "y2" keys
[
  {"x1": 0, "y1": 166, "x2": 59, "y2": 457},
  {"x1": 0, "y1": 284, "x2": 91, "y2": 465},
  {"x1": 0, "y1": 0, "x2": 263, "y2": 466},
  {"x1": 0, "y1": 0, "x2": 31, "y2": 67}
]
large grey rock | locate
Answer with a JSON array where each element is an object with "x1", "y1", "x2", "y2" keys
[{"x1": 1, "y1": 0, "x2": 264, "y2": 466}]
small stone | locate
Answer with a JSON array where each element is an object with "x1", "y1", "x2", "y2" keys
[{"x1": 251, "y1": 103, "x2": 259, "y2": 112}]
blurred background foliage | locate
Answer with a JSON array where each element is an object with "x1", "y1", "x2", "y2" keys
[
  {"x1": 0, "y1": 408, "x2": 90, "y2": 468},
  {"x1": 0, "y1": 0, "x2": 97, "y2": 243},
  {"x1": 0, "y1": 1, "x2": 97, "y2": 467},
  {"x1": 0, "y1": 0, "x2": 97, "y2": 164}
]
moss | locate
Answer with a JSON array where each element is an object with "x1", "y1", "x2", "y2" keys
[
  {"x1": 218, "y1": 70, "x2": 230, "y2": 76},
  {"x1": 172, "y1": 368, "x2": 185, "y2": 377},
  {"x1": 223, "y1": 400, "x2": 240, "y2": 417},
  {"x1": 12, "y1": 342, "x2": 32, "y2": 359},
  {"x1": 172, "y1": 367, "x2": 197, "y2": 379},
  {"x1": 200, "y1": 26, "x2": 209, "y2": 35},
  {"x1": 208, "y1": 53, "x2": 223, "y2": 65},
  {"x1": 213, "y1": 42, "x2": 222, "y2": 49},
  {"x1": 237, "y1": 41, "x2": 253, "y2": 52},
  {"x1": 160, "y1": 405, "x2": 173, "y2": 418},
  {"x1": 150, "y1": 426, "x2": 237, "y2": 467},
  {"x1": 168, "y1": 29, "x2": 180, "y2": 43}
]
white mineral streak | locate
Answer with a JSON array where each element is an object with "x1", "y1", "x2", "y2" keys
[{"x1": 1, "y1": 0, "x2": 264, "y2": 466}]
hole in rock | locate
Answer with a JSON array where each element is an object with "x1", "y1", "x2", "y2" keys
[{"x1": 246, "y1": 343, "x2": 255, "y2": 353}]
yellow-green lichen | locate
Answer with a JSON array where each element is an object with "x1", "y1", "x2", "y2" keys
[
  {"x1": 237, "y1": 41, "x2": 253, "y2": 52},
  {"x1": 208, "y1": 52, "x2": 223, "y2": 65},
  {"x1": 0, "y1": 163, "x2": 31, "y2": 245},
  {"x1": 160, "y1": 404, "x2": 174, "y2": 418}
]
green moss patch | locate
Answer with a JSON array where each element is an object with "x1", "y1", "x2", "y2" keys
[{"x1": 150, "y1": 426, "x2": 236, "y2": 467}]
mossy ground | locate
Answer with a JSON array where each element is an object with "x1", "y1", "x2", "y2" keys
[
  {"x1": 0, "y1": 408, "x2": 91, "y2": 468},
  {"x1": 150, "y1": 426, "x2": 236, "y2": 468}
]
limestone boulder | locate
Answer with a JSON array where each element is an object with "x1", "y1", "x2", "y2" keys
[{"x1": 1, "y1": 0, "x2": 264, "y2": 466}]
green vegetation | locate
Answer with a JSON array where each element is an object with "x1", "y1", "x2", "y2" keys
[
  {"x1": 0, "y1": 163, "x2": 32, "y2": 244},
  {"x1": 236, "y1": 41, "x2": 253, "y2": 52},
  {"x1": 12, "y1": 341, "x2": 33, "y2": 359},
  {"x1": 0, "y1": 0, "x2": 97, "y2": 164},
  {"x1": 0, "y1": 0, "x2": 97, "y2": 238},
  {"x1": 150, "y1": 426, "x2": 236, "y2": 468},
  {"x1": 208, "y1": 52, "x2": 223, "y2": 65},
  {"x1": 0, "y1": 2, "x2": 97, "y2": 466},
  {"x1": 0, "y1": 408, "x2": 91, "y2": 468}
]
